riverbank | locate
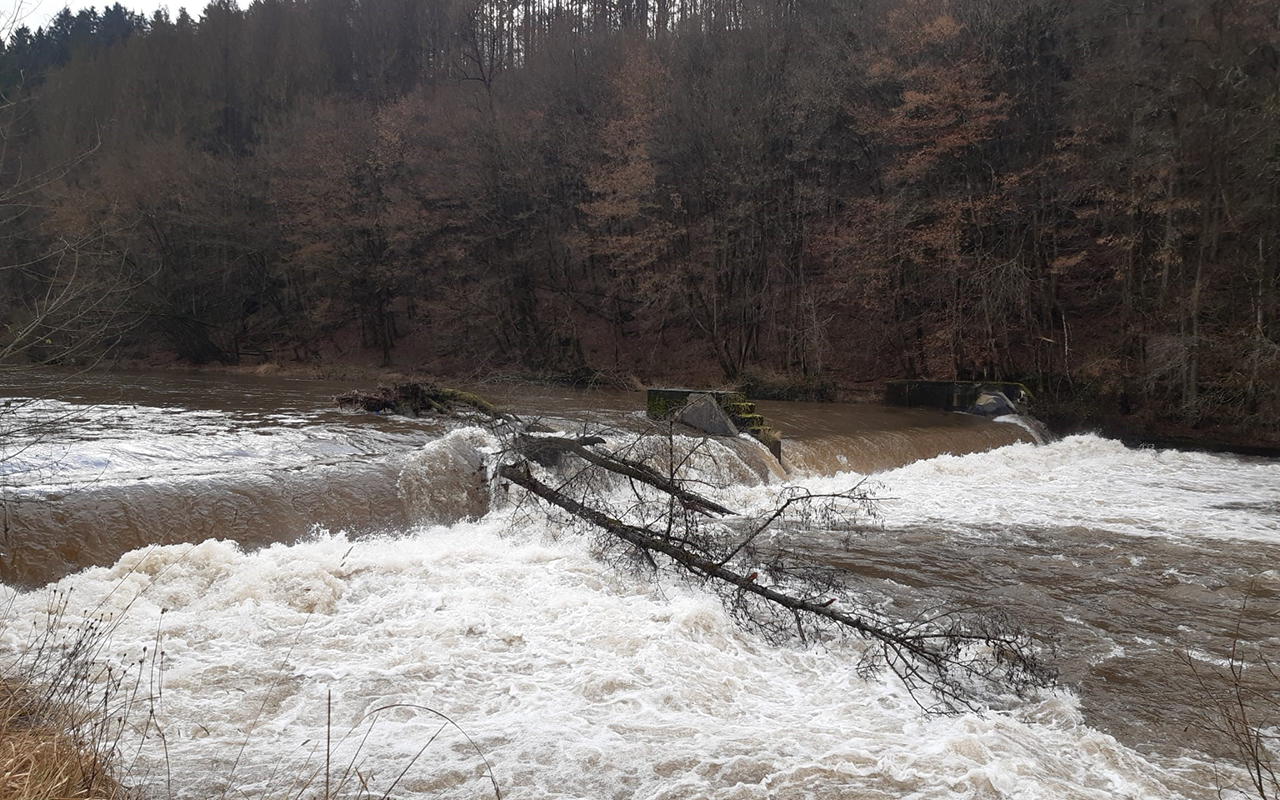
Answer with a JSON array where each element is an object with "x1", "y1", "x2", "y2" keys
[
  {"x1": 1037, "y1": 399, "x2": 1280, "y2": 459},
  {"x1": 0, "y1": 676, "x2": 125, "y2": 799}
]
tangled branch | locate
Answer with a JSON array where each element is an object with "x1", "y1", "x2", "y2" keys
[
  {"x1": 499, "y1": 432, "x2": 1055, "y2": 713},
  {"x1": 336, "y1": 382, "x2": 511, "y2": 421}
]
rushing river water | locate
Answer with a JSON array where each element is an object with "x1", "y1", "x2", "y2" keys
[{"x1": 1, "y1": 371, "x2": 1277, "y2": 799}]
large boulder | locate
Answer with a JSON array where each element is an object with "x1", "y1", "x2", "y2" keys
[{"x1": 676, "y1": 393, "x2": 739, "y2": 436}]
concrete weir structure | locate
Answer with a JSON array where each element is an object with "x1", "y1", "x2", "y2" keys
[
  {"x1": 884, "y1": 380, "x2": 1033, "y2": 414},
  {"x1": 646, "y1": 388, "x2": 782, "y2": 461}
]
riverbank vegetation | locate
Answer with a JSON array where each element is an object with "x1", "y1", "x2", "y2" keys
[
  {"x1": 0, "y1": 592, "x2": 132, "y2": 800},
  {"x1": 2, "y1": 0, "x2": 1278, "y2": 446},
  {"x1": 0, "y1": 678, "x2": 125, "y2": 799}
]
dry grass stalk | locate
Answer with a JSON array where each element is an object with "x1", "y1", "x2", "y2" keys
[
  {"x1": 1, "y1": 586, "x2": 142, "y2": 800},
  {"x1": 1, "y1": 677, "x2": 127, "y2": 800}
]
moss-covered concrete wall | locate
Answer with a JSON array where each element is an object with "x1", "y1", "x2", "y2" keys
[{"x1": 646, "y1": 388, "x2": 780, "y2": 461}]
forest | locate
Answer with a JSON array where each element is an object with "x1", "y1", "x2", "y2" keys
[{"x1": 1, "y1": 0, "x2": 1278, "y2": 442}]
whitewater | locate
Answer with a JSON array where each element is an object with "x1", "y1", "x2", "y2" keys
[{"x1": 2, "y1": 376, "x2": 1277, "y2": 799}]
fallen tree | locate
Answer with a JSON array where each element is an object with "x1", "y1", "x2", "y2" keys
[
  {"x1": 499, "y1": 431, "x2": 1056, "y2": 713},
  {"x1": 510, "y1": 434, "x2": 734, "y2": 517},
  {"x1": 340, "y1": 386, "x2": 1055, "y2": 711}
]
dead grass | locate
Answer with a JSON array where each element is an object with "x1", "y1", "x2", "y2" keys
[
  {"x1": 0, "y1": 587, "x2": 140, "y2": 800},
  {"x1": 1, "y1": 677, "x2": 127, "y2": 800}
]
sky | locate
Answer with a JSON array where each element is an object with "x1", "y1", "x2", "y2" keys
[{"x1": 5, "y1": 0, "x2": 217, "y2": 32}]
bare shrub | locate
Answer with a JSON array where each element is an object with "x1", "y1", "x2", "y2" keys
[
  {"x1": 0, "y1": 589, "x2": 141, "y2": 799},
  {"x1": 1187, "y1": 596, "x2": 1280, "y2": 800}
]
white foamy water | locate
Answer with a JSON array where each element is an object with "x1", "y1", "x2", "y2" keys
[
  {"x1": 0, "y1": 397, "x2": 428, "y2": 491},
  {"x1": 1, "y1": 522, "x2": 1204, "y2": 799},
  {"x1": 791, "y1": 434, "x2": 1280, "y2": 545},
  {"x1": 4, "y1": 379, "x2": 1277, "y2": 798}
]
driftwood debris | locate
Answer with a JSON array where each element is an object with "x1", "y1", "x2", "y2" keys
[
  {"x1": 500, "y1": 433, "x2": 1055, "y2": 712},
  {"x1": 511, "y1": 435, "x2": 734, "y2": 517},
  {"x1": 501, "y1": 461, "x2": 896, "y2": 632},
  {"x1": 337, "y1": 384, "x2": 1054, "y2": 710},
  {"x1": 337, "y1": 382, "x2": 508, "y2": 420}
]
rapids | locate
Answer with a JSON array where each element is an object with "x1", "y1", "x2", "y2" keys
[{"x1": 2, "y1": 371, "x2": 1277, "y2": 799}]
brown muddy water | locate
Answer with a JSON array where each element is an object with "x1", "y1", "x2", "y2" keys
[
  {"x1": 0, "y1": 373, "x2": 1028, "y2": 586},
  {"x1": 1, "y1": 370, "x2": 1277, "y2": 799}
]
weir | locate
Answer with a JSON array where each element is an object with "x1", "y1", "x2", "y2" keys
[
  {"x1": 1, "y1": 375, "x2": 1037, "y2": 585},
  {"x1": 9, "y1": 373, "x2": 1273, "y2": 799},
  {"x1": 761, "y1": 402, "x2": 1032, "y2": 475},
  {"x1": 884, "y1": 380, "x2": 1034, "y2": 413}
]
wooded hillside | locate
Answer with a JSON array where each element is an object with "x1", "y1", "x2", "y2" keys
[{"x1": 2, "y1": 0, "x2": 1278, "y2": 438}]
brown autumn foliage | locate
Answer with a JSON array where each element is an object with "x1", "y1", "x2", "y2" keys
[{"x1": 1, "y1": 0, "x2": 1278, "y2": 438}]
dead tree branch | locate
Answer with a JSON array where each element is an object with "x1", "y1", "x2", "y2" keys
[
  {"x1": 498, "y1": 454, "x2": 1055, "y2": 713},
  {"x1": 336, "y1": 382, "x2": 513, "y2": 421},
  {"x1": 511, "y1": 434, "x2": 733, "y2": 517}
]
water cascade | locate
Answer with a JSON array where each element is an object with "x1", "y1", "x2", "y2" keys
[{"x1": 2, "y1": 373, "x2": 1277, "y2": 799}]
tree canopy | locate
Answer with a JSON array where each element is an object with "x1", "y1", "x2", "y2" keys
[{"x1": 2, "y1": 0, "x2": 1278, "y2": 435}]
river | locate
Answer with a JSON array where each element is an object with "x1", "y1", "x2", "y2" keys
[{"x1": 1, "y1": 370, "x2": 1277, "y2": 799}]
